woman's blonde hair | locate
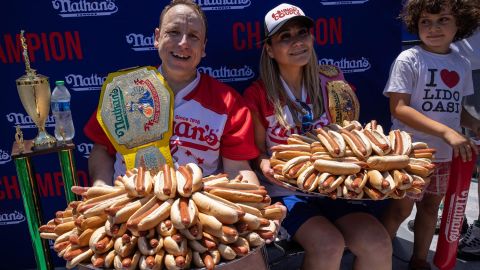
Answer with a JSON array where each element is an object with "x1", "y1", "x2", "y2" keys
[{"x1": 259, "y1": 40, "x2": 323, "y2": 128}]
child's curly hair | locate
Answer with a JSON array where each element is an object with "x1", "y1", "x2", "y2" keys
[{"x1": 401, "y1": 0, "x2": 480, "y2": 41}]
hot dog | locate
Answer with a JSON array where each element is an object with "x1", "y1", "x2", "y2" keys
[
  {"x1": 170, "y1": 197, "x2": 198, "y2": 230},
  {"x1": 127, "y1": 196, "x2": 173, "y2": 232},
  {"x1": 164, "y1": 233, "x2": 188, "y2": 256},
  {"x1": 365, "y1": 120, "x2": 384, "y2": 134},
  {"x1": 109, "y1": 196, "x2": 152, "y2": 225},
  {"x1": 340, "y1": 129, "x2": 372, "y2": 159},
  {"x1": 261, "y1": 204, "x2": 285, "y2": 220},
  {"x1": 389, "y1": 130, "x2": 412, "y2": 156},
  {"x1": 113, "y1": 250, "x2": 141, "y2": 270},
  {"x1": 231, "y1": 237, "x2": 250, "y2": 257},
  {"x1": 342, "y1": 185, "x2": 364, "y2": 199},
  {"x1": 74, "y1": 214, "x2": 108, "y2": 231},
  {"x1": 218, "y1": 225, "x2": 239, "y2": 244},
  {"x1": 245, "y1": 232, "x2": 265, "y2": 247},
  {"x1": 64, "y1": 247, "x2": 94, "y2": 269},
  {"x1": 317, "y1": 173, "x2": 346, "y2": 193},
  {"x1": 192, "y1": 192, "x2": 244, "y2": 224},
  {"x1": 192, "y1": 250, "x2": 221, "y2": 270},
  {"x1": 91, "y1": 249, "x2": 115, "y2": 268},
  {"x1": 138, "y1": 231, "x2": 163, "y2": 256},
  {"x1": 89, "y1": 226, "x2": 114, "y2": 254},
  {"x1": 389, "y1": 188, "x2": 407, "y2": 199},
  {"x1": 139, "y1": 250, "x2": 165, "y2": 270},
  {"x1": 154, "y1": 164, "x2": 177, "y2": 200},
  {"x1": 296, "y1": 165, "x2": 320, "y2": 192},
  {"x1": 217, "y1": 243, "x2": 237, "y2": 261},
  {"x1": 405, "y1": 158, "x2": 435, "y2": 178},
  {"x1": 363, "y1": 129, "x2": 391, "y2": 156},
  {"x1": 83, "y1": 184, "x2": 123, "y2": 199},
  {"x1": 124, "y1": 167, "x2": 154, "y2": 197},
  {"x1": 366, "y1": 155, "x2": 410, "y2": 171},
  {"x1": 270, "y1": 143, "x2": 311, "y2": 152},
  {"x1": 176, "y1": 163, "x2": 203, "y2": 197},
  {"x1": 272, "y1": 150, "x2": 312, "y2": 161},
  {"x1": 313, "y1": 159, "x2": 362, "y2": 175},
  {"x1": 291, "y1": 133, "x2": 319, "y2": 144},
  {"x1": 204, "y1": 186, "x2": 266, "y2": 203},
  {"x1": 408, "y1": 175, "x2": 427, "y2": 194},
  {"x1": 78, "y1": 192, "x2": 130, "y2": 219},
  {"x1": 114, "y1": 233, "x2": 139, "y2": 257},
  {"x1": 164, "y1": 250, "x2": 192, "y2": 270},
  {"x1": 392, "y1": 169, "x2": 413, "y2": 190},
  {"x1": 342, "y1": 120, "x2": 363, "y2": 131},
  {"x1": 105, "y1": 217, "x2": 128, "y2": 238},
  {"x1": 280, "y1": 155, "x2": 311, "y2": 179},
  {"x1": 316, "y1": 128, "x2": 346, "y2": 157},
  {"x1": 343, "y1": 171, "x2": 368, "y2": 194},
  {"x1": 69, "y1": 228, "x2": 94, "y2": 247},
  {"x1": 363, "y1": 184, "x2": 387, "y2": 200},
  {"x1": 202, "y1": 174, "x2": 229, "y2": 186},
  {"x1": 156, "y1": 220, "x2": 177, "y2": 237},
  {"x1": 366, "y1": 170, "x2": 395, "y2": 194}
]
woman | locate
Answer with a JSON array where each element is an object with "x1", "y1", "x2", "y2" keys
[{"x1": 243, "y1": 3, "x2": 392, "y2": 270}]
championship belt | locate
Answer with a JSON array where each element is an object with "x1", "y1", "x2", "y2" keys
[
  {"x1": 97, "y1": 66, "x2": 174, "y2": 171},
  {"x1": 325, "y1": 80, "x2": 360, "y2": 124}
]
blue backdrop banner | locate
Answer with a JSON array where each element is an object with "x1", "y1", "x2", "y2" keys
[{"x1": 0, "y1": 1, "x2": 401, "y2": 268}]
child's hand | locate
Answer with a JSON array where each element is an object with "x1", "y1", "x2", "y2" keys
[{"x1": 444, "y1": 129, "x2": 478, "y2": 162}]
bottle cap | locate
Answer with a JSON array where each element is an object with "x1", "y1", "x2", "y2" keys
[{"x1": 55, "y1": 80, "x2": 65, "y2": 86}]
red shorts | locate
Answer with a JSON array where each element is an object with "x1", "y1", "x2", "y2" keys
[{"x1": 407, "y1": 161, "x2": 451, "y2": 201}]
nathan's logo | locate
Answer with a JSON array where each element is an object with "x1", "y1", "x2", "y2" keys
[
  {"x1": 52, "y1": 0, "x2": 118, "y2": 17},
  {"x1": 126, "y1": 33, "x2": 155, "y2": 51},
  {"x1": 444, "y1": 190, "x2": 469, "y2": 242},
  {"x1": 0, "y1": 211, "x2": 26, "y2": 226},
  {"x1": 0, "y1": 149, "x2": 11, "y2": 165},
  {"x1": 6, "y1": 113, "x2": 55, "y2": 128},
  {"x1": 318, "y1": 57, "x2": 371, "y2": 73},
  {"x1": 320, "y1": 0, "x2": 369, "y2": 5},
  {"x1": 65, "y1": 74, "x2": 105, "y2": 91},
  {"x1": 173, "y1": 117, "x2": 220, "y2": 149},
  {"x1": 195, "y1": 0, "x2": 251, "y2": 10},
  {"x1": 198, "y1": 65, "x2": 255, "y2": 82},
  {"x1": 110, "y1": 87, "x2": 129, "y2": 138},
  {"x1": 77, "y1": 143, "x2": 93, "y2": 158}
]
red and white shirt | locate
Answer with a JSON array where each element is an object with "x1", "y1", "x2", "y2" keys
[
  {"x1": 84, "y1": 71, "x2": 259, "y2": 178},
  {"x1": 243, "y1": 79, "x2": 330, "y2": 154}
]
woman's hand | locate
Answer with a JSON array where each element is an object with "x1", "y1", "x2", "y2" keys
[
  {"x1": 260, "y1": 158, "x2": 297, "y2": 191},
  {"x1": 443, "y1": 129, "x2": 478, "y2": 162}
]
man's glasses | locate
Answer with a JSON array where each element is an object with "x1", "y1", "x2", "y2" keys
[{"x1": 296, "y1": 99, "x2": 313, "y2": 134}]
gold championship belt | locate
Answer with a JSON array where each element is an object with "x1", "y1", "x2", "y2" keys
[
  {"x1": 97, "y1": 66, "x2": 174, "y2": 171},
  {"x1": 326, "y1": 80, "x2": 360, "y2": 124}
]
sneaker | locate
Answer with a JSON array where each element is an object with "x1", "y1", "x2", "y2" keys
[{"x1": 459, "y1": 220, "x2": 480, "y2": 255}]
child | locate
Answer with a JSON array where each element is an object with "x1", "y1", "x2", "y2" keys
[
  {"x1": 382, "y1": 1, "x2": 480, "y2": 269},
  {"x1": 244, "y1": 3, "x2": 392, "y2": 270}
]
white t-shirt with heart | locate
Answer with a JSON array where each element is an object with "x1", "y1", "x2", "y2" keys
[{"x1": 383, "y1": 45, "x2": 474, "y2": 161}]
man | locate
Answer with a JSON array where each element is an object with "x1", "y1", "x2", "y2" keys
[{"x1": 84, "y1": 0, "x2": 260, "y2": 186}]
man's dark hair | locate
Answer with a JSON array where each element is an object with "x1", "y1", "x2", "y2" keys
[{"x1": 159, "y1": 0, "x2": 208, "y2": 41}]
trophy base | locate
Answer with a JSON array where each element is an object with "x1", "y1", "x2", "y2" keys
[{"x1": 33, "y1": 131, "x2": 56, "y2": 150}]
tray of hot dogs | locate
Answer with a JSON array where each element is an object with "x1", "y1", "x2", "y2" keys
[
  {"x1": 270, "y1": 120, "x2": 436, "y2": 200},
  {"x1": 38, "y1": 164, "x2": 281, "y2": 269}
]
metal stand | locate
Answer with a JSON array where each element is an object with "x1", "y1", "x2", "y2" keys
[{"x1": 11, "y1": 140, "x2": 80, "y2": 270}]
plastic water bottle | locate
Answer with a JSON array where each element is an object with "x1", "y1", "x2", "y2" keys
[{"x1": 51, "y1": 80, "x2": 75, "y2": 141}]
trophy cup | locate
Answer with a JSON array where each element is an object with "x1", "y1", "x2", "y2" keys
[{"x1": 16, "y1": 30, "x2": 56, "y2": 149}]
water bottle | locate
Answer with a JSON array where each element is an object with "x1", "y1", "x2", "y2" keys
[{"x1": 51, "y1": 80, "x2": 75, "y2": 141}]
